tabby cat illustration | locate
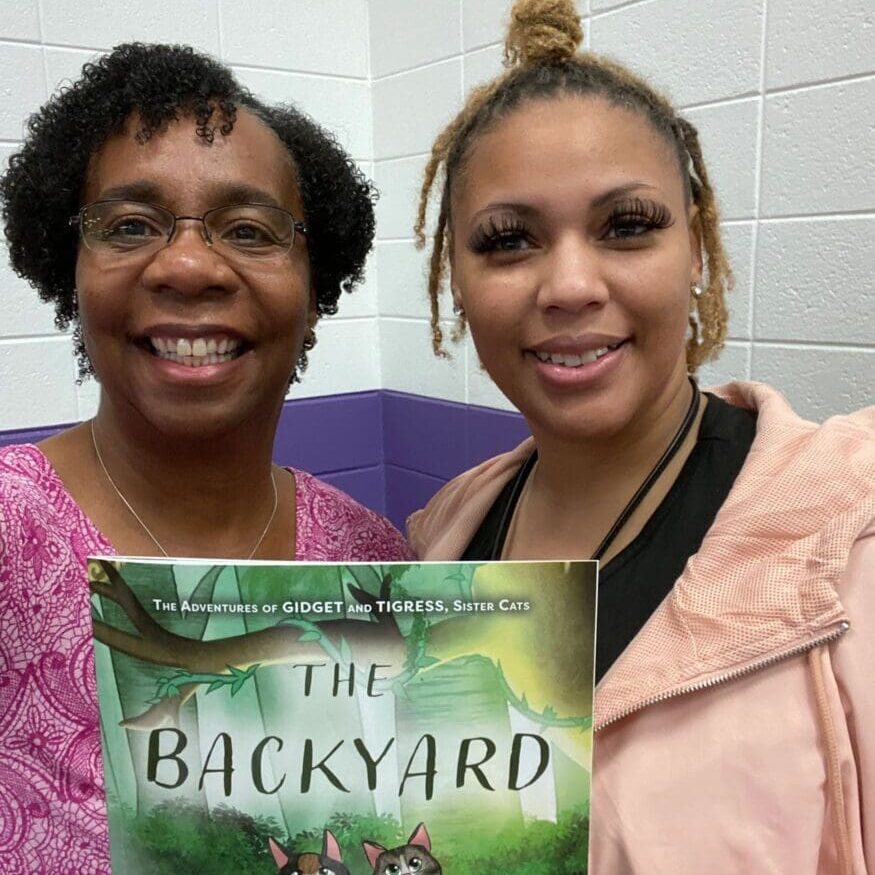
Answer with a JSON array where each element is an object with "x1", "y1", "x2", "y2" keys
[
  {"x1": 362, "y1": 823, "x2": 442, "y2": 875},
  {"x1": 269, "y1": 829, "x2": 350, "y2": 875}
]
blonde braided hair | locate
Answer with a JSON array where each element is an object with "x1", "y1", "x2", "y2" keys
[{"x1": 415, "y1": 0, "x2": 731, "y2": 371}]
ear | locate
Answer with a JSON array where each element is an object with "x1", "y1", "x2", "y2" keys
[
  {"x1": 408, "y1": 822, "x2": 431, "y2": 851},
  {"x1": 363, "y1": 841, "x2": 385, "y2": 868},
  {"x1": 447, "y1": 230, "x2": 464, "y2": 312},
  {"x1": 269, "y1": 837, "x2": 290, "y2": 868},
  {"x1": 687, "y1": 204, "x2": 704, "y2": 287},
  {"x1": 323, "y1": 830, "x2": 342, "y2": 862},
  {"x1": 450, "y1": 280, "x2": 464, "y2": 314}
]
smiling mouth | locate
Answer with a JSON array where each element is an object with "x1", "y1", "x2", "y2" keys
[
  {"x1": 531, "y1": 340, "x2": 626, "y2": 368},
  {"x1": 141, "y1": 336, "x2": 249, "y2": 368}
]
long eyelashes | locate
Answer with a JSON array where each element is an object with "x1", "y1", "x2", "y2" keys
[
  {"x1": 468, "y1": 198, "x2": 674, "y2": 254},
  {"x1": 468, "y1": 214, "x2": 530, "y2": 253},
  {"x1": 605, "y1": 197, "x2": 674, "y2": 237}
]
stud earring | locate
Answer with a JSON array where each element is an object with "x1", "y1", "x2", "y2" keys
[
  {"x1": 453, "y1": 301, "x2": 465, "y2": 316},
  {"x1": 691, "y1": 283, "x2": 703, "y2": 298}
]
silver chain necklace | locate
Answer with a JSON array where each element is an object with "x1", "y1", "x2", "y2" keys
[{"x1": 90, "y1": 420, "x2": 279, "y2": 559}]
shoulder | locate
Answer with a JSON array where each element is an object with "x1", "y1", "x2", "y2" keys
[
  {"x1": 407, "y1": 437, "x2": 535, "y2": 560},
  {"x1": 706, "y1": 382, "x2": 875, "y2": 587},
  {"x1": 0, "y1": 444, "x2": 62, "y2": 527},
  {"x1": 709, "y1": 380, "x2": 874, "y2": 441},
  {"x1": 0, "y1": 443, "x2": 96, "y2": 574},
  {"x1": 292, "y1": 469, "x2": 413, "y2": 562},
  {"x1": 1, "y1": 442, "x2": 55, "y2": 483},
  {"x1": 709, "y1": 381, "x2": 874, "y2": 483}
]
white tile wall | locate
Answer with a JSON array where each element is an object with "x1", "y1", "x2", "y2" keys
[
  {"x1": 219, "y1": 1, "x2": 368, "y2": 78},
  {"x1": 760, "y1": 79, "x2": 874, "y2": 218},
  {"x1": 376, "y1": 240, "x2": 431, "y2": 318},
  {"x1": 233, "y1": 67, "x2": 371, "y2": 161},
  {"x1": 698, "y1": 340, "x2": 752, "y2": 390},
  {"x1": 372, "y1": 58, "x2": 462, "y2": 159},
  {"x1": 369, "y1": 0, "x2": 461, "y2": 79},
  {"x1": 380, "y1": 317, "x2": 467, "y2": 402},
  {"x1": 335, "y1": 254, "x2": 379, "y2": 320},
  {"x1": 44, "y1": 47, "x2": 104, "y2": 94},
  {"x1": 683, "y1": 98, "x2": 759, "y2": 221},
  {"x1": 766, "y1": 0, "x2": 873, "y2": 90},
  {"x1": 373, "y1": 154, "x2": 432, "y2": 240},
  {"x1": 75, "y1": 376, "x2": 100, "y2": 421},
  {"x1": 754, "y1": 218, "x2": 874, "y2": 345},
  {"x1": 0, "y1": 44, "x2": 46, "y2": 140},
  {"x1": 463, "y1": 43, "x2": 503, "y2": 92},
  {"x1": 294, "y1": 318, "x2": 381, "y2": 399},
  {"x1": 752, "y1": 344, "x2": 875, "y2": 422},
  {"x1": 720, "y1": 222, "x2": 754, "y2": 341},
  {"x1": 0, "y1": 337, "x2": 79, "y2": 429},
  {"x1": 2, "y1": 0, "x2": 41, "y2": 42},
  {"x1": 463, "y1": 0, "x2": 513, "y2": 50},
  {"x1": 0, "y1": 258, "x2": 60, "y2": 337},
  {"x1": 1, "y1": 0, "x2": 873, "y2": 429},
  {"x1": 589, "y1": 0, "x2": 633, "y2": 10},
  {"x1": 589, "y1": 0, "x2": 763, "y2": 107},
  {"x1": 41, "y1": 0, "x2": 221, "y2": 53}
]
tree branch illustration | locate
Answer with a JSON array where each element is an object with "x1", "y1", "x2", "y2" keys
[{"x1": 91, "y1": 561, "x2": 404, "y2": 729}]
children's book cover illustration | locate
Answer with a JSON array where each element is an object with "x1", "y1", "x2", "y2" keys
[{"x1": 87, "y1": 558, "x2": 596, "y2": 874}]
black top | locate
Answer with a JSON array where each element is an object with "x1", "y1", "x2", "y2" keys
[{"x1": 461, "y1": 393, "x2": 758, "y2": 682}]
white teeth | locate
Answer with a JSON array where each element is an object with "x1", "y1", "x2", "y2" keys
[
  {"x1": 157, "y1": 350, "x2": 237, "y2": 367},
  {"x1": 534, "y1": 345, "x2": 618, "y2": 367},
  {"x1": 149, "y1": 335, "x2": 242, "y2": 361}
]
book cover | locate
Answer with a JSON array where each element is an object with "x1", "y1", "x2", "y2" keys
[{"x1": 87, "y1": 558, "x2": 597, "y2": 874}]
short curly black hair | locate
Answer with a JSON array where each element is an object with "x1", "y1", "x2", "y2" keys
[{"x1": 0, "y1": 42, "x2": 377, "y2": 381}]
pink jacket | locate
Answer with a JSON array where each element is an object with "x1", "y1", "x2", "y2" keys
[{"x1": 408, "y1": 382, "x2": 875, "y2": 875}]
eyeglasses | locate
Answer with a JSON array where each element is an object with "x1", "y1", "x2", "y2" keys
[{"x1": 70, "y1": 200, "x2": 307, "y2": 261}]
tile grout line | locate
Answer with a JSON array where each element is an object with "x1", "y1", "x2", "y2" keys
[
  {"x1": 748, "y1": 0, "x2": 769, "y2": 372},
  {"x1": 215, "y1": 0, "x2": 225, "y2": 60},
  {"x1": 371, "y1": 51, "x2": 464, "y2": 84}
]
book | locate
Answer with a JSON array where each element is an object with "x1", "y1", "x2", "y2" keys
[{"x1": 87, "y1": 557, "x2": 597, "y2": 874}]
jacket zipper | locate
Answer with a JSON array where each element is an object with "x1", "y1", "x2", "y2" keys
[{"x1": 595, "y1": 620, "x2": 850, "y2": 732}]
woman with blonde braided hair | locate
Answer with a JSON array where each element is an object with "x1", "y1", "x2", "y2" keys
[{"x1": 408, "y1": 1, "x2": 875, "y2": 871}]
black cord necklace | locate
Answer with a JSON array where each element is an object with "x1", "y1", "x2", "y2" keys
[{"x1": 490, "y1": 376, "x2": 701, "y2": 562}]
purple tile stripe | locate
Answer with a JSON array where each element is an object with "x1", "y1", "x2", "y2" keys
[{"x1": 0, "y1": 390, "x2": 528, "y2": 531}]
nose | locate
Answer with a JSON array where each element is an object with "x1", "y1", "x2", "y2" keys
[
  {"x1": 140, "y1": 221, "x2": 239, "y2": 298},
  {"x1": 535, "y1": 233, "x2": 609, "y2": 313}
]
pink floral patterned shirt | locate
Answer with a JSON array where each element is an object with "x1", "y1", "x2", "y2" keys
[{"x1": 0, "y1": 444, "x2": 412, "y2": 874}]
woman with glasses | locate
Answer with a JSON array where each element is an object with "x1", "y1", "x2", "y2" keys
[
  {"x1": 0, "y1": 43, "x2": 410, "y2": 870},
  {"x1": 408, "y1": 1, "x2": 874, "y2": 871}
]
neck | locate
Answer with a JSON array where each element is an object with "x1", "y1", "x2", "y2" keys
[
  {"x1": 529, "y1": 375, "x2": 696, "y2": 508},
  {"x1": 90, "y1": 393, "x2": 282, "y2": 552}
]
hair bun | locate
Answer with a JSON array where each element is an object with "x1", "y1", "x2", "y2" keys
[{"x1": 504, "y1": 0, "x2": 584, "y2": 67}]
